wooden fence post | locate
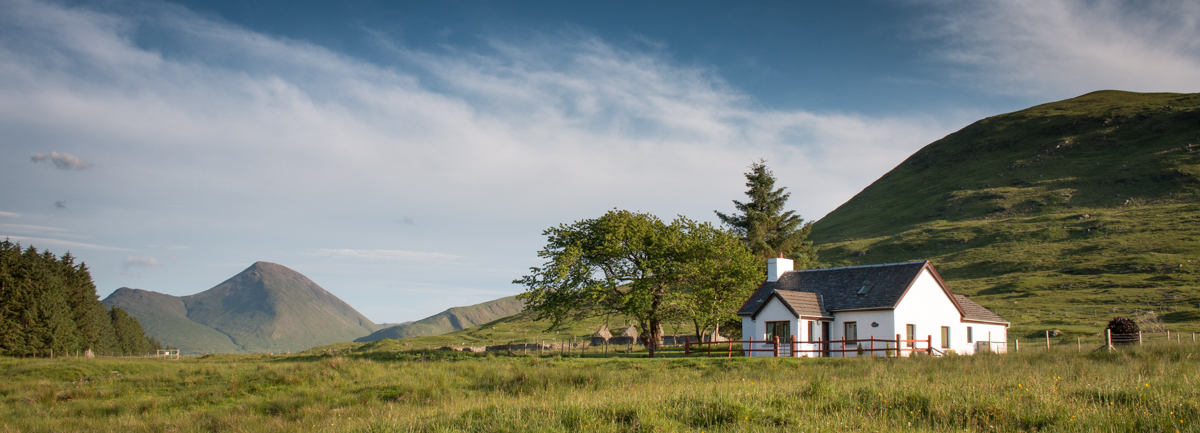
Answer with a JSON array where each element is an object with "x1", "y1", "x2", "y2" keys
[
  {"x1": 1045, "y1": 330, "x2": 1050, "y2": 350},
  {"x1": 727, "y1": 341, "x2": 733, "y2": 358},
  {"x1": 927, "y1": 335, "x2": 932, "y2": 355},
  {"x1": 896, "y1": 334, "x2": 901, "y2": 357},
  {"x1": 773, "y1": 336, "x2": 780, "y2": 357},
  {"x1": 1138, "y1": 331, "x2": 1142, "y2": 345},
  {"x1": 684, "y1": 339, "x2": 690, "y2": 358},
  {"x1": 1106, "y1": 329, "x2": 1111, "y2": 353},
  {"x1": 747, "y1": 336, "x2": 753, "y2": 358},
  {"x1": 791, "y1": 334, "x2": 797, "y2": 358}
]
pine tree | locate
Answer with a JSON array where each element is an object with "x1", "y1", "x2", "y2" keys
[
  {"x1": 111, "y1": 307, "x2": 148, "y2": 355},
  {"x1": 714, "y1": 160, "x2": 818, "y2": 267},
  {"x1": 0, "y1": 239, "x2": 147, "y2": 357},
  {"x1": 60, "y1": 256, "x2": 116, "y2": 353}
]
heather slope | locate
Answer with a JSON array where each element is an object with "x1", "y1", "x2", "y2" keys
[
  {"x1": 182, "y1": 262, "x2": 379, "y2": 353},
  {"x1": 809, "y1": 91, "x2": 1200, "y2": 338}
]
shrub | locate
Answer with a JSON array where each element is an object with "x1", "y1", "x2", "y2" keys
[{"x1": 1106, "y1": 317, "x2": 1139, "y2": 346}]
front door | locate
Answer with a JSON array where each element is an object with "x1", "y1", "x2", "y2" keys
[{"x1": 821, "y1": 322, "x2": 831, "y2": 357}]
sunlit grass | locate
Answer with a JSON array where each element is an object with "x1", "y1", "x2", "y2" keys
[{"x1": 2, "y1": 340, "x2": 1198, "y2": 432}]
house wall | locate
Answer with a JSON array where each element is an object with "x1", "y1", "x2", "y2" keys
[
  {"x1": 965, "y1": 322, "x2": 1009, "y2": 354},
  {"x1": 741, "y1": 297, "x2": 800, "y2": 357},
  {"x1": 893, "y1": 269, "x2": 977, "y2": 356},
  {"x1": 826, "y1": 310, "x2": 896, "y2": 358}
]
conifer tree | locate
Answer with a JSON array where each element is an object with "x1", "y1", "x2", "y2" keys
[
  {"x1": 111, "y1": 307, "x2": 148, "y2": 355},
  {"x1": 715, "y1": 160, "x2": 818, "y2": 267},
  {"x1": 0, "y1": 239, "x2": 149, "y2": 357}
]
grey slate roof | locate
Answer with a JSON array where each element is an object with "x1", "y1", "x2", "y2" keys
[
  {"x1": 953, "y1": 295, "x2": 1008, "y2": 324},
  {"x1": 739, "y1": 261, "x2": 932, "y2": 316}
]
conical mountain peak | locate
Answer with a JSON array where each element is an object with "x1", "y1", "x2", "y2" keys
[{"x1": 105, "y1": 262, "x2": 378, "y2": 354}]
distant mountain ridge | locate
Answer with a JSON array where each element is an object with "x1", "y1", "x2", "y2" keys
[
  {"x1": 103, "y1": 262, "x2": 379, "y2": 353},
  {"x1": 355, "y1": 296, "x2": 525, "y2": 342}
]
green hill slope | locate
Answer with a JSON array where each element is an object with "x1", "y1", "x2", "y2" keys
[
  {"x1": 103, "y1": 288, "x2": 242, "y2": 354},
  {"x1": 354, "y1": 296, "x2": 525, "y2": 342},
  {"x1": 102, "y1": 262, "x2": 379, "y2": 354},
  {"x1": 810, "y1": 90, "x2": 1200, "y2": 338}
]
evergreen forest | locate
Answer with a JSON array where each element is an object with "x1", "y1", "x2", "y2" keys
[{"x1": 0, "y1": 239, "x2": 160, "y2": 357}]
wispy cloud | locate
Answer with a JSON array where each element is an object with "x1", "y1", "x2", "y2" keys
[
  {"x1": 309, "y1": 249, "x2": 462, "y2": 261},
  {"x1": 31, "y1": 151, "x2": 94, "y2": 170},
  {"x1": 0, "y1": 235, "x2": 132, "y2": 251},
  {"x1": 147, "y1": 244, "x2": 190, "y2": 251},
  {"x1": 0, "y1": 211, "x2": 19, "y2": 218},
  {"x1": 927, "y1": 0, "x2": 1200, "y2": 96},
  {"x1": 0, "y1": 223, "x2": 69, "y2": 235},
  {"x1": 54, "y1": 201, "x2": 67, "y2": 210}
]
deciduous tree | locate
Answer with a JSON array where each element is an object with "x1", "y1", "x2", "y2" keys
[{"x1": 515, "y1": 210, "x2": 759, "y2": 356}]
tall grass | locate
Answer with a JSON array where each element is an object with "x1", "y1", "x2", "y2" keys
[{"x1": 2, "y1": 341, "x2": 1198, "y2": 432}]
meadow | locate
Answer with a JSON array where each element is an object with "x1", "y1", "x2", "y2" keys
[{"x1": 2, "y1": 339, "x2": 1198, "y2": 432}]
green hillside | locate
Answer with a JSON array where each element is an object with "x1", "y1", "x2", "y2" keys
[
  {"x1": 103, "y1": 262, "x2": 379, "y2": 354},
  {"x1": 103, "y1": 288, "x2": 241, "y2": 354},
  {"x1": 809, "y1": 90, "x2": 1200, "y2": 338},
  {"x1": 354, "y1": 295, "x2": 525, "y2": 342}
]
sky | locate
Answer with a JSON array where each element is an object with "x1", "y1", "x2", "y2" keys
[{"x1": 2, "y1": 0, "x2": 1198, "y2": 323}]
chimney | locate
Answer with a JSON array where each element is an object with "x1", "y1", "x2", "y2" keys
[{"x1": 767, "y1": 257, "x2": 793, "y2": 282}]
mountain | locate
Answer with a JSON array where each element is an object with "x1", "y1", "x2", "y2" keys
[
  {"x1": 103, "y1": 262, "x2": 379, "y2": 353},
  {"x1": 808, "y1": 90, "x2": 1200, "y2": 337},
  {"x1": 103, "y1": 287, "x2": 241, "y2": 354},
  {"x1": 355, "y1": 296, "x2": 525, "y2": 342}
]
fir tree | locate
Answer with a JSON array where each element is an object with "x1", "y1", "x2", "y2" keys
[
  {"x1": 0, "y1": 239, "x2": 148, "y2": 357},
  {"x1": 715, "y1": 160, "x2": 818, "y2": 267}
]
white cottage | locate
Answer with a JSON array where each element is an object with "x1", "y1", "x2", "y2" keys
[{"x1": 738, "y1": 258, "x2": 1008, "y2": 357}]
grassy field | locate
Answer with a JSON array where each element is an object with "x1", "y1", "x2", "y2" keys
[{"x1": 3, "y1": 339, "x2": 1199, "y2": 432}]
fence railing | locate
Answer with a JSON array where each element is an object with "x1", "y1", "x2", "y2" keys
[{"x1": 684, "y1": 334, "x2": 943, "y2": 358}]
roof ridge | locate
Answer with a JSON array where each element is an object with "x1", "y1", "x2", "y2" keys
[{"x1": 789, "y1": 260, "x2": 928, "y2": 273}]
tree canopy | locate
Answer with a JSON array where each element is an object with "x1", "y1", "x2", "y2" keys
[
  {"x1": 0, "y1": 239, "x2": 159, "y2": 357},
  {"x1": 514, "y1": 210, "x2": 760, "y2": 356},
  {"x1": 715, "y1": 160, "x2": 817, "y2": 267}
]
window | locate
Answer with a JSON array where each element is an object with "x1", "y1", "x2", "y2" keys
[
  {"x1": 941, "y1": 326, "x2": 951, "y2": 349},
  {"x1": 807, "y1": 321, "x2": 815, "y2": 342},
  {"x1": 967, "y1": 326, "x2": 974, "y2": 343},
  {"x1": 766, "y1": 321, "x2": 790, "y2": 342},
  {"x1": 906, "y1": 324, "x2": 916, "y2": 347},
  {"x1": 844, "y1": 322, "x2": 857, "y2": 341}
]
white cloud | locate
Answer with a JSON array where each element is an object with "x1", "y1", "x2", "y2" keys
[
  {"x1": 928, "y1": 0, "x2": 1200, "y2": 96},
  {"x1": 123, "y1": 255, "x2": 159, "y2": 268},
  {"x1": 309, "y1": 249, "x2": 462, "y2": 261},
  {"x1": 0, "y1": 223, "x2": 69, "y2": 234},
  {"x1": 0, "y1": 211, "x2": 19, "y2": 218},
  {"x1": 0, "y1": 235, "x2": 132, "y2": 251},
  {"x1": 31, "y1": 151, "x2": 93, "y2": 170},
  {"x1": 0, "y1": 0, "x2": 959, "y2": 319}
]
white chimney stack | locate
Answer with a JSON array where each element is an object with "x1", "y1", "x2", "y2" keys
[{"x1": 767, "y1": 257, "x2": 793, "y2": 282}]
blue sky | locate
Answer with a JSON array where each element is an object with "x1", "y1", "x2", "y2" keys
[{"x1": 2, "y1": 0, "x2": 1198, "y2": 323}]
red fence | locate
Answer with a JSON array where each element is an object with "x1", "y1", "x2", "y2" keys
[{"x1": 684, "y1": 334, "x2": 938, "y2": 358}]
